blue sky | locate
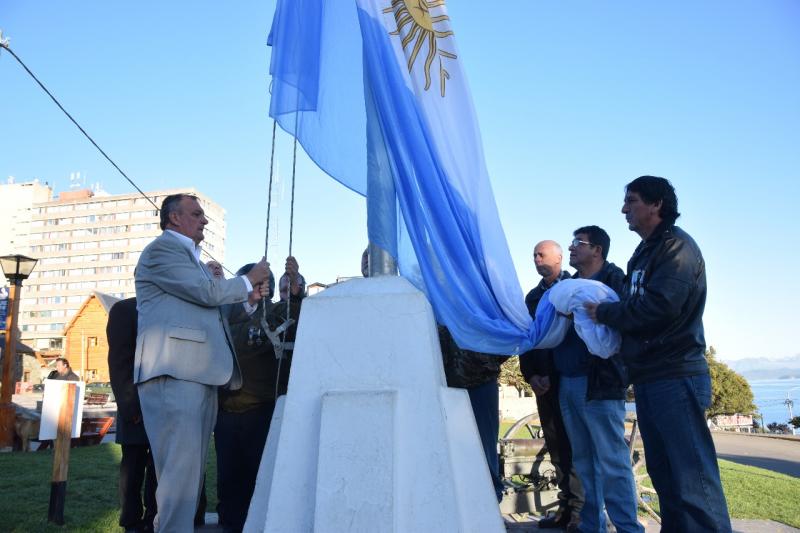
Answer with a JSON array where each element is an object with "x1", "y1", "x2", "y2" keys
[{"x1": 2, "y1": 1, "x2": 798, "y2": 361}]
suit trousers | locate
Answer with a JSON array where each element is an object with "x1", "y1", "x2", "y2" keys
[
  {"x1": 139, "y1": 377, "x2": 217, "y2": 533},
  {"x1": 119, "y1": 443, "x2": 157, "y2": 530},
  {"x1": 214, "y1": 401, "x2": 276, "y2": 532}
]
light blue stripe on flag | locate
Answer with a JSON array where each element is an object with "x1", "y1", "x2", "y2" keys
[{"x1": 267, "y1": 0, "x2": 620, "y2": 356}]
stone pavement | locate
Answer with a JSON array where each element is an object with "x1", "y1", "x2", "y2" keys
[
  {"x1": 502, "y1": 514, "x2": 799, "y2": 532},
  {"x1": 197, "y1": 512, "x2": 799, "y2": 532}
]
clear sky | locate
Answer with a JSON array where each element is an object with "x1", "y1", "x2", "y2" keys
[{"x1": 2, "y1": 1, "x2": 798, "y2": 361}]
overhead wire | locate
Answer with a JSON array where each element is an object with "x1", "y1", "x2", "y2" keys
[
  {"x1": 0, "y1": 40, "x2": 233, "y2": 274},
  {"x1": 5, "y1": 33, "x2": 307, "y2": 406}
]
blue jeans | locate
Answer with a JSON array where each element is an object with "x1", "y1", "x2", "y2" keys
[
  {"x1": 559, "y1": 376, "x2": 643, "y2": 533},
  {"x1": 467, "y1": 380, "x2": 504, "y2": 502},
  {"x1": 635, "y1": 374, "x2": 732, "y2": 532}
]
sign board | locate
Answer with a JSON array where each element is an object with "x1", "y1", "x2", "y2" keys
[
  {"x1": 0, "y1": 286, "x2": 8, "y2": 328},
  {"x1": 38, "y1": 379, "x2": 85, "y2": 440}
]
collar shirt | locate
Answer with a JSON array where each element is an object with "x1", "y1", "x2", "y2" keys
[
  {"x1": 164, "y1": 229, "x2": 256, "y2": 309},
  {"x1": 165, "y1": 229, "x2": 201, "y2": 263}
]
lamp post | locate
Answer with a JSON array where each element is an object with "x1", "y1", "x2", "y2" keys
[
  {"x1": 787, "y1": 386, "x2": 800, "y2": 436},
  {"x1": 0, "y1": 254, "x2": 38, "y2": 450}
]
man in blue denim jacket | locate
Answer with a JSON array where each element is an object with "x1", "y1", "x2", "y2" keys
[{"x1": 556, "y1": 226, "x2": 642, "y2": 533}]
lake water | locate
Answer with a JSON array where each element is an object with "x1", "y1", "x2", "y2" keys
[
  {"x1": 748, "y1": 377, "x2": 800, "y2": 426},
  {"x1": 623, "y1": 377, "x2": 800, "y2": 427}
]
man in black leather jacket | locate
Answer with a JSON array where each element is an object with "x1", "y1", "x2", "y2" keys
[
  {"x1": 554, "y1": 226, "x2": 641, "y2": 533},
  {"x1": 586, "y1": 176, "x2": 731, "y2": 533}
]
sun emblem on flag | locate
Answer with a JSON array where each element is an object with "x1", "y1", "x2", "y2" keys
[{"x1": 382, "y1": 0, "x2": 457, "y2": 97}]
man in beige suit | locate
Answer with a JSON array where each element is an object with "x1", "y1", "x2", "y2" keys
[{"x1": 135, "y1": 193, "x2": 269, "y2": 532}]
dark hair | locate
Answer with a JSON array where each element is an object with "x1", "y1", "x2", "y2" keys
[
  {"x1": 236, "y1": 263, "x2": 275, "y2": 299},
  {"x1": 160, "y1": 193, "x2": 197, "y2": 230},
  {"x1": 574, "y1": 225, "x2": 611, "y2": 260},
  {"x1": 626, "y1": 176, "x2": 681, "y2": 225},
  {"x1": 55, "y1": 357, "x2": 70, "y2": 368}
]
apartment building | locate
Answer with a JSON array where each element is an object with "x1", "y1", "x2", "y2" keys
[
  {"x1": 0, "y1": 177, "x2": 54, "y2": 254},
  {"x1": 7, "y1": 185, "x2": 226, "y2": 351}
]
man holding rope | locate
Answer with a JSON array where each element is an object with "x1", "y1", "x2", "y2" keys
[{"x1": 134, "y1": 193, "x2": 269, "y2": 532}]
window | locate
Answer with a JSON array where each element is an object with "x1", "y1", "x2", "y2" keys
[{"x1": 88, "y1": 336, "x2": 98, "y2": 347}]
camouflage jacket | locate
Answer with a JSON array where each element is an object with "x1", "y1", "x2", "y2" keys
[{"x1": 438, "y1": 326, "x2": 509, "y2": 389}]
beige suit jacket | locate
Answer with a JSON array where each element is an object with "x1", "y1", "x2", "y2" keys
[{"x1": 134, "y1": 231, "x2": 246, "y2": 388}]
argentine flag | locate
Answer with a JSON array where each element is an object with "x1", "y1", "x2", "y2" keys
[{"x1": 267, "y1": 0, "x2": 619, "y2": 356}]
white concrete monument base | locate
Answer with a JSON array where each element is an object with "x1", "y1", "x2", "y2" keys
[{"x1": 244, "y1": 276, "x2": 504, "y2": 533}]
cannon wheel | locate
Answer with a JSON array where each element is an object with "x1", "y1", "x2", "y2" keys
[
  {"x1": 502, "y1": 412, "x2": 544, "y2": 440},
  {"x1": 627, "y1": 415, "x2": 661, "y2": 524},
  {"x1": 502, "y1": 411, "x2": 661, "y2": 524}
]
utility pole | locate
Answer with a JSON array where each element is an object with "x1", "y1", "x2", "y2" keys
[{"x1": 787, "y1": 387, "x2": 800, "y2": 435}]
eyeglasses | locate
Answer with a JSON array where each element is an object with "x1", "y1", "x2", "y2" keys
[{"x1": 570, "y1": 239, "x2": 594, "y2": 248}]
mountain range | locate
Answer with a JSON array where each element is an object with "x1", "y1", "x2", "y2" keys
[{"x1": 727, "y1": 354, "x2": 800, "y2": 380}]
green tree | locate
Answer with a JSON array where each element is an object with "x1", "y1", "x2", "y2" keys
[
  {"x1": 790, "y1": 416, "x2": 800, "y2": 429},
  {"x1": 767, "y1": 422, "x2": 790, "y2": 434},
  {"x1": 499, "y1": 356, "x2": 532, "y2": 396},
  {"x1": 705, "y1": 346, "x2": 756, "y2": 417}
]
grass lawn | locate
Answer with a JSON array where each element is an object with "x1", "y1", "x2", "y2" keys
[
  {"x1": 0, "y1": 443, "x2": 218, "y2": 533},
  {"x1": 720, "y1": 460, "x2": 798, "y2": 527},
  {"x1": 639, "y1": 459, "x2": 800, "y2": 528},
  {"x1": 0, "y1": 442, "x2": 798, "y2": 531}
]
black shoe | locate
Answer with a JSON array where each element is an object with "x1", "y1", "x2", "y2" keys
[
  {"x1": 538, "y1": 510, "x2": 570, "y2": 529},
  {"x1": 565, "y1": 517, "x2": 581, "y2": 532}
]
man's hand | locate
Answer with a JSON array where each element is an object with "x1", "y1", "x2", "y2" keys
[
  {"x1": 248, "y1": 281, "x2": 270, "y2": 305},
  {"x1": 528, "y1": 374, "x2": 551, "y2": 396},
  {"x1": 247, "y1": 257, "x2": 270, "y2": 286},
  {"x1": 584, "y1": 302, "x2": 599, "y2": 323},
  {"x1": 285, "y1": 256, "x2": 301, "y2": 295}
]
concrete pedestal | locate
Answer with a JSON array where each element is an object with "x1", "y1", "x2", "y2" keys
[{"x1": 244, "y1": 276, "x2": 503, "y2": 532}]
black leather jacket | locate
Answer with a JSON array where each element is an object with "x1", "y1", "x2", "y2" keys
[{"x1": 596, "y1": 223, "x2": 709, "y2": 384}]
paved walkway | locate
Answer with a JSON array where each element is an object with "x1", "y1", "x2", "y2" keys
[
  {"x1": 200, "y1": 513, "x2": 799, "y2": 532},
  {"x1": 502, "y1": 515, "x2": 799, "y2": 532},
  {"x1": 712, "y1": 431, "x2": 800, "y2": 478}
]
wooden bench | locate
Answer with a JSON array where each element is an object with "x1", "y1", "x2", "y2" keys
[
  {"x1": 77, "y1": 417, "x2": 115, "y2": 446},
  {"x1": 84, "y1": 392, "x2": 110, "y2": 406},
  {"x1": 34, "y1": 416, "x2": 115, "y2": 450}
]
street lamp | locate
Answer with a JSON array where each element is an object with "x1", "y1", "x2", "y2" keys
[
  {"x1": 0, "y1": 254, "x2": 38, "y2": 450},
  {"x1": 787, "y1": 386, "x2": 800, "y2": 436}
]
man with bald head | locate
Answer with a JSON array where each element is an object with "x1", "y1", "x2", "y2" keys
[{"x1": 519, "y1": 240, "x2": 583, "y2": 531}]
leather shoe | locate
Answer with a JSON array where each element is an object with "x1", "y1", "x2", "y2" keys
[{"x1": 538, "y1": 510, "x2": 570, "y2": 529}]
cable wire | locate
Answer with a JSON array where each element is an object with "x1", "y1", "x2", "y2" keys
[{"x1": 1, "y1": 41, "x2": 234, "y2": 274}]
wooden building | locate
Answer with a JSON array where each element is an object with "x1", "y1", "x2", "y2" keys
[{"x1": 62, "y1": 291, "x2": 120, "y2": 382}]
